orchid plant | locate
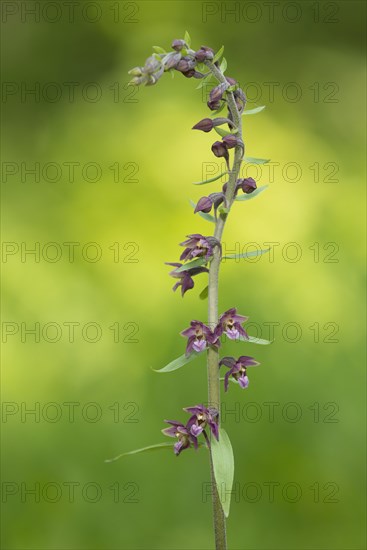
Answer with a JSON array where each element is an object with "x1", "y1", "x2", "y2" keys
[{"x1": 108, "y1": 33, "x2": 272, "y2": 550}]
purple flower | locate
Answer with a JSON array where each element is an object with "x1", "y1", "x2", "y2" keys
[
  {"x1": 179, "y1": 234, "x2": 218, "y2": 262},
  {"x1": 184, "y1": 405, "x2": 219, "y2": 441},
  {"x1": 219, "y1": 356, "x2": 259, "y2": 391},
  {"x1": 215, "y1": 307, "x2": 249, "y2": 341},
  {"x1": 194, "y1": 192, "x2": 225, "y2": 215},
  {"x1": 181, "y1": 321, "x2": 217, "y2": 355},
  {"x1": 162, "y1": 420, "x2": 198, "y2": 455},
  {"x1": 166, "y1": 262, "x2": 208, "y2": 297}
]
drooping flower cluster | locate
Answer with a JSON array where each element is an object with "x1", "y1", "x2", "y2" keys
[
  {"x1": 162, "y1": 405, "x2": 219, "y2": 455},
  {"x1": 166, "y1": 234, "x2": 220, "y2": 296}
]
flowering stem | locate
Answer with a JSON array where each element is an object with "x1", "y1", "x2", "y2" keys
[{"x1": 205, "y1": 60, "x2": 244, "y2": 550}]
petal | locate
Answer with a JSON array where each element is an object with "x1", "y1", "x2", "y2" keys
[{"x1": 219, "y1": 356, "x2": 236, "y2": 369}]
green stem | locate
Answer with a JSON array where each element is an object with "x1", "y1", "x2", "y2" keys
[{"x1": 204, "y1": 60, "x2": 244, "y2": 550}]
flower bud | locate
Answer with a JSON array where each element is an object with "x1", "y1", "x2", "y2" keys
[
  {"x1": 226, "y1": 76, "x2": 237, "y2": 86},
  {"x1": 128, "y1": 67, "x2": 143, "y2": 77},
  {"x1": 239, "y1": 177, "x2": 257, "y2": 194},
  {"x1": 165, "y1": 52, "x2": 181, "y2": 70},
  {"x1": 182, "y1": 69, "x2": 198, "y2": 78},
  {"x1": 222, "y1": 134, "x2": 238, "y2": 149},
  {"x1": 207, "y1": 99, "x2": 221, "y2": 111},
  {"x1": 209, "y1": 82, "x2": 228, "y2": 104},
  {"x1": 172, "y1": 39, "x2": 186, "y2": 51},
  {"x1": 194, "y1": 196, "x2": 213, "y2": 213},
  {"x1": 211, "y1": 141, "x2": 228, "y2": 159},
  {"x1": 194, "y1": 46, "x2": 215, "y2": 62},
  {"x1": 176, "y1": 58, "x2": 195, "y2": 73},
  {"x1": 192, "y1": 118, "x2": 214, "y2": 132}
]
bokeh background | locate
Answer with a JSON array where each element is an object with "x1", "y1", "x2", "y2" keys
[{"x1": 1, "y1": 1, "x2": 366, "y2": 549}]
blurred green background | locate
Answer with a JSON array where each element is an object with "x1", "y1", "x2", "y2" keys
[{"x1": 1, "y1": 1, "x2": 366, "y2": 549}]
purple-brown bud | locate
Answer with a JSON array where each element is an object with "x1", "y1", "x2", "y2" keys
[
  {"x1": 172, "y1": 39, "x2": 186, "y2": 51},
  {"x1": 226, "y1": 76, "x2": 237, "y2": 86},
  {"x1": 222, "y1": 134, "x2": 238, "y2": 149},
  {"x1": 211, "y1": 141, "x2": 228, "y2": 160},
  {"x1": 192, "y1": 118, "x2": 214, "y2": 132},
  {"x1": 165, "y1": 52, "x2": 181, "y2": 70},
  {"x1": 194, "y1": 46, "x2": 215, "y2": 62},
  {"x1": 176, "y1": 58, "x2": 196, "y2": 73},
  {"x1": 209, "y1": 82, "x2": 228, "y2": 104},
  {"x1": 239, "y1": 177, "x2": 257, "y2": 194}
]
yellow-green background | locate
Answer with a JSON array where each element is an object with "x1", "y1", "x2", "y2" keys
[{"x1": 1, "y1": 1, "x2": 366, "y2": 549}]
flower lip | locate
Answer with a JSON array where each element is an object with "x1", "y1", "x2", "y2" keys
[
  {"x1": 181, "y1": 320, "x2": 218, "y2": 356},
  {"x1": 215, "y1": 307, "x2": 249, "y2": 341}
]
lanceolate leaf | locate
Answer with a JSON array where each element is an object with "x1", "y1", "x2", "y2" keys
[
  {"x1": 244, "y1": 334, "x2": 272, "y2": 345},
  {"x1": 105, "y1": 443, "x2": 173, "y2": 463},
  {"x1": 196, "y1": 73, "x2": 214, "y2": 89},
  {"x1": 211, "y1": 428, "x2": 234, "y2": 518},
  {"x1": 235, "y1": 185, "x2": 268, "y2": 201},
  {"x1": 199, "y1": 285, "x2": 209, "y2": 300},
  {"x1": 243, "y1": 157, "x2": 270, "y2": 164},
  {"x1": 189, "y1": 200, "x2": 215, "y2": 223},
  {"x1": 152, "y1": 46, "x2": 166, "y2": 54},
  {"x1": 193, "y1": 172, "x2": 228, "y2": 185},
  {"x1": 219, "y1": 57, "x2": 227, "y2": 73},
  {"x1": 243, "y1": 106, "x2": 266, "y2": 115},
  {"x1": 213, "y1": 45, "x2": 224, "y2": 63},
  {"x1": 222, "y1": 248, "x2": 270, "y2": 260},
  {"x1": 175, "y1": 257, "x2": 209, "y2": 273},
  {"x1": 184, "y1": 31, "x2": 191, "y2": 47},
  {"x1": 214, "y1": 126, "x2": 237, "y2": 138},
  {"x1": 154, "y1": 351, "x2": 205, "y2": 373}
]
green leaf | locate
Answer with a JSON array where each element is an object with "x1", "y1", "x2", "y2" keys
[
  {"x1": 193, "y1": 172, "x2": 228, "y2": 185},
  {"x1": 174, "y1": 257, "x2": 209, "y2": 273},
  {"x1": 243, "y1": 157, "x2": 270, "y2": 164},
  {"x1": 105, "y1": 443, "x2": 173, "y2": 463},
  {"x1": 243, "y1": 105, "x2": 266, "y2": 115},
  {"x1": 196, "y1": 73, "x2": 214, "y2": 89},
  {"x1": 184, "y1": 31, "x2": 191, "y2": 47},
  {"x1": 213, "y1": 45, "x2": 224, "y2": 63},
  {"x1": 235, "y1": 185, "x2": 268, "y2": 201},
  {"x1": 244, "y1": 335, "x2": 272, "y2": 345},
  {"x1": 152, "y1": 46, "x2": 166, "y2": 54},
  {"x1": 154, "y1": 351, "x2": 204, "y2": 373},
  {"x1": 199, "y1": 285, "x2": 208, "y2": 300},
  {"x1": 222, "y1": 248, "x2": 270, "y2": 260},
  {"x1": 211, "y1": 428, "x2": 234, "y2": 518},
  {"x1": 219, "y1": 57, "x2": 227, "y2": 73},
  {"x1": 189, "y1": 200, "x2": 215, "y2": 223},
  {"x1": 214, "y1": 126, "x2": 235, "y2": 138}
]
